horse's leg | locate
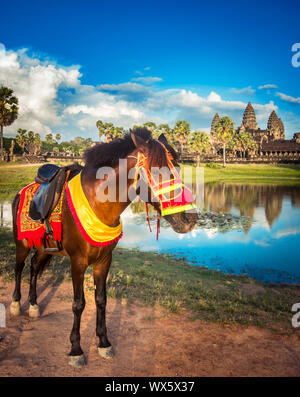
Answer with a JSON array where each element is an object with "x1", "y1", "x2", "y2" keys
[
  {"x1": 10, "y1": 240, "x2": 29, "y2": 316},
  {"x1": 28, "y1": 250, "x2": 51, "y2": 318},
  {"x1": 68, "y1": 258, "x2": 87, "y2": 367},
  {"x1": 93, "y1": 250, "x2": 114, "y2": 359}
]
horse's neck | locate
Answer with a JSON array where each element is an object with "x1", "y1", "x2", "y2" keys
[{"x1": 81, "y1": 159, "x2": 137, "y2": 227}]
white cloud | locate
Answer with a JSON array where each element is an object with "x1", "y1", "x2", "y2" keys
[
  {"x1": 65, "y1": 100, "x2": 146, "y2": 124},
  {"x1": 131, "y1": 76, "x2": 163, "y2": 84},
  {"x1": 258, "y1": 84, "x2": 278, "y2": 90},
  {"x1": 275, "y1": 227, "x2": 300, "y2": 239},
  {"x1": 207, "y1": 91, "x2": 222, "y2": 102},
  {"x1": 133, "y1": 66, "x2": 151, "y2": 76},
  {"x1": 0, "y1": 46, "x2": 296, "y2": 141},
  {"x1": 97, "y1": 82, "x2": 151, "y2": 102},
  {"x1": 252, "y1": 101, "x2": 278, "y2": 121},
  {"x1": 276, "y1": 92, "x2": 300, "y2": 104},
  {"x1": 0, "y1": 48, "x2": 81, "y2": 137},
  {"x1": 231, "y1": 86, "x2": 255, "y2": 95},
  {"x1": 253, "y1": 240, "x2": 271, "y2": 247},
  {"x1": 134, "y1": 70, "x2": 144, "y2": 76},
  {"x1": 0, "y1": 43, "x2": 6, "y2": 58}
]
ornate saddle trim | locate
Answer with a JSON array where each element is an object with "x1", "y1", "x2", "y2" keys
[{"x1": 17, "y1": 173, "x2": 69, "y2": 248}]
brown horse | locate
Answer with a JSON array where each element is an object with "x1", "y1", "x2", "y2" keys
[{"x1": 10, "y1": 128, "x2": 198, "y2": 367}]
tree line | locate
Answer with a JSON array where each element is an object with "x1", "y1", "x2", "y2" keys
[
  {"x1": 96, "y1": 118, "x2": 258, "y2": 167},
  {"x1": 0, "y1": 85, "x2": 257, "y2": 167}
]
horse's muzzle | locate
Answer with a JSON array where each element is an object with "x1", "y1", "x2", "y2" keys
[{"x1": 164, "y1": 210, "x2": 198, "y2": 234}]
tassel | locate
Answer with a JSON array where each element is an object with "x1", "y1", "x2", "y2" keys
[
  {"x1": 145, "y1": 202, "x2": 152, "y2": 233},
  {"x1": 156, "y1": 210, "x2": 160, "y2": 241}
]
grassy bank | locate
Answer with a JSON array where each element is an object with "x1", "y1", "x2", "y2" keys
[
  {"x1": 0, "y1": 227, "x2": 299, "y2": 336},
  {"x1": 0, "y1": 160, "x2": 77, "y2": 201},
  {"x1": 0, "y1": 162, "x2": 300, "y2": 201},
  {"x1": 192, "y1": 163, "x2": 300, "y2": 184},
  {"x1": 0, "y1": 165, "x2": 40, "y2": 201}
]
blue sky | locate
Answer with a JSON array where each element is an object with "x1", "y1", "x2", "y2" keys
[{"x1": 0, "y1": 0, "x2": 299, "y2": 140}]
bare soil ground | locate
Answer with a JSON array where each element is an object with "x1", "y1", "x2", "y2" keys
[{"x1": 0, "y1": 277, "x2": 300, "y2": 377}]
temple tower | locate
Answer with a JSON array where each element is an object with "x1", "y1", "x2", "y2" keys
[
  {"x1": 210, "y1": 113, "x2": 220, "y2": 135},
  {"x1": 278, "y1": 118, "x2": 285, "y2": 140},
  {"x1": 267, "y1": 110, "x2": 284, "y2": 140},
  {"x1": 267, "y1": 110, "x2": 279, "y2": 130},
  {"x1": 241, "y1": 102, "x2": 258, "y2": 130}
]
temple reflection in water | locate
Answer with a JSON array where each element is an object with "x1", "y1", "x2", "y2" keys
[
  {"x1": 1, "y1": 184, "x2": 300, "y2": 235},
  {"x1": 203, "y1": 183, "x2": 300, "y2": 231},
  {"x1": 128, "y1": 183, "x2": 300, "y2": 234}
]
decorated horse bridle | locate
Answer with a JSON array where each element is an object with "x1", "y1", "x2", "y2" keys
[{"x1": 129, "y1": 145, "x2": 196, "y2": 239}]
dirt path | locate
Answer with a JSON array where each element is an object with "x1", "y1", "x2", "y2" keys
[
  {"x1": 0, "y1": 163, "x2": 45, "y2": 168},
  {"x1": 0, "y1": 277, "x2": 299, "y2": 377}
]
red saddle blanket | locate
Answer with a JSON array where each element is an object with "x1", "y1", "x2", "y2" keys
[{"x1": 17, "y1": 178, "x2": 68, "y2": 248}]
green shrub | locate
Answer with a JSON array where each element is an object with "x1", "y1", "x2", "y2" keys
[{"x1": 205, "y1": 162, "x2": 222, "y2": 169}]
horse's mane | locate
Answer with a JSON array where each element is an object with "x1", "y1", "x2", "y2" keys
[{"x1": 83, "y1": 128, "x2": 178, "y2": 169}]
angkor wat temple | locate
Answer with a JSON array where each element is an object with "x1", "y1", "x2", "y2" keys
[{"x1": 207, "y1": 102, "x2": 300, "y2": 163}]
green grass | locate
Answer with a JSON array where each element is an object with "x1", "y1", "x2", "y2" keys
[
  {"x1": 0, "y1": 226, "x2": 299, "y2": 335},
  {"x1": 0, "y1": 162, "x2": 299, "y2": 202},
  {"x1": 186, "y1": 163, "x2": 300, "y2": 185},
  {"x1": 0, "y1": 160, "x2": 78, "y2": 201},
  {"x1": 0, "y1": 165, "x2": 39, "y2": 201}
]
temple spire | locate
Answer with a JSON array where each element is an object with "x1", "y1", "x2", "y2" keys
[
  {"x1": 267, "y1": 110, "x2": 284, "y2": 140},
  {"x1": 242, "y1": 102, "x2": 258, "y2": 130},
  {"x1": 267, "y1": 110, "x2": 279, "y2": 130},
  {"x1": 278, "y1": 118, "x2": 285, "y2": 140},
  {"x1": 211, "y1": 113, "x2": 220, "y2": 135}
]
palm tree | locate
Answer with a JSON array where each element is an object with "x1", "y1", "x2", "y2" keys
[
  {"x1": 55, "y1": 133, "x2": 61, "y2": 143},
  {"x1": 173, "y1": 120, "x2": 191, "y2": 154},
  {"x1": 45, "y1": 133, "x2": 54, "y2": 144},
  {"x1": 96, "y1": 120, "x2": 113, "y2": 141},
  {"x1": 111, "y1": 126, "x2": 125, "y2": 140},
  {"x1": 234, "y1": 131, "x2": 257, "y2": 158},
  {"x1": 27, "y1": 130, "x2": 34, "y2": 142},
  {"x1": 157, "y1": 123, "x2": 174, "y2": 144},
  {"x1": 143, "y1": 121, "x2": 158, "y2": 137},
  {"x1": 96, "y1": 120, "x2": 124, "y2": 142},
  {"x1": 0, "y1": 86, "x2": 19, "y2": 157},
  {"x1": 15, "y1": 128, "x2": 27, "y2": 153},
  {"x1": 23, "y1": 130, "x2": 36, "y2": 154},
  {"x1": 188, "y1": 131, "x2": 210, "y2": 164},
  {"x1": 33, "y1": 133, "x2": 42, "y2": 155},
  {"x1": 215, "y1": 117, "x2": 236, "y2": 168}
]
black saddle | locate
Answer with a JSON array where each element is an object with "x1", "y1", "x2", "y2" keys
[
  {"x1": 35, "y1": 163, "x2": 59, "y2": 184},
  {"x1": 29, "y1": 164, "x2": 67, "y2": 252}
]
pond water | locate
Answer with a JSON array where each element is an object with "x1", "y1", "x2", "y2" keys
[{"x1": 1, "y1": 183, "x2": 300, "y2": 284}]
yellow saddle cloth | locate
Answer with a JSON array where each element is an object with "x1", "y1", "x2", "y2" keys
[{"x1": 66, "y1": 172, "x2": 122, "y2": 246}]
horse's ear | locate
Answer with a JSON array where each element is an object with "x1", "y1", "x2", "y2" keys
[
  {"x1": 130, "y1": 130, "x2": 148, "y2": 153},
  {"x1": 158, "y1": 133, "x2": 169, "y2": 146}
]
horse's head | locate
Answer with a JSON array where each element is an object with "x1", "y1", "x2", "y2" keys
[{"x1": 130, "y1": 128, "x2": 198, "y2": 234}]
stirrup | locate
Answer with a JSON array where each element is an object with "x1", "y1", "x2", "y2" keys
[{"x1": 43, "y1": 219, "x2": 63, "y2": 253}]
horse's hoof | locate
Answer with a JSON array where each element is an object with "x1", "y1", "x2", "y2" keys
[
  {"x1": 29, "y1": 304, "x2": 40, "y2": 318},
  {"x1": 98, "y1": 346, "x2": 115, "y2": 359},
  {"x1": 10, "y1": 301, "x2": 21, "y2": 316},
  {"x1": 68, "y1": 354, "x2": 86, "y2": 367}
]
